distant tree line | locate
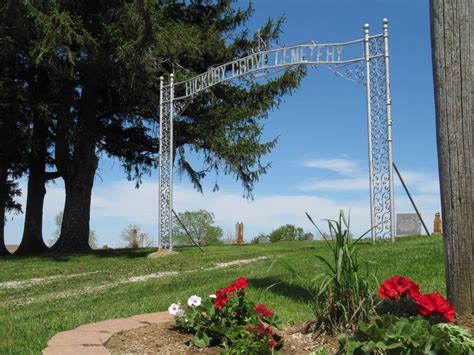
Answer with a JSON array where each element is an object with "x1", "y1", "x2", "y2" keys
[
  {"x1": 0, "y1": 1, "x2": 305, "y2": 255},
  {"x1": 252, "y1": 224, "x2": 312, "y2": 243}
]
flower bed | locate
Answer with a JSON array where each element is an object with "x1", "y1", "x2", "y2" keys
[
  {"x1": 105, "y1": 274, "x2": 473, "y2": 354},
  {"x1": 339, "y1": 275, "x2": 474, "y2": 354},
  {"x1": 168, "y1": 277, "x2": 283, "y2": 353}
]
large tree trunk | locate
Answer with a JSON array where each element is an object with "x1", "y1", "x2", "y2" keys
[
  {"x1": 51, "y1": 170, "x2": 96, "y2": 252},
  {"x1": 430, "y1": 0, "x2": 473, "y2": 315},
  {"x1": 0, "y1": 162, "x2": 11, "y2": 256},
  {"x1": 51, "y1": 81, "x2": 98, "y2": 253},
  {"x1": 15, "y1": 116, "x2": 48, "y2": 254}
]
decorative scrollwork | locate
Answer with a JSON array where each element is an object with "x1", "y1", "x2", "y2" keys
[
  {"x1": 174, "y1": 98, "x2": 192, "y2": 116},
  {"x1": 328, "y1": 62, "x2": 365, "y2": 84},
  {"x1": 369, "y1": 35, "x2": 384, "y2": 57},
  {"x1": 368, "y1": 35, "x2": 393, "y2": 240},
  {"x1": 159, "y1": 87, "x2": 173, "y2": 249},
  {"x1": 158, "y1": 30, "x2": 395, "y2": 248}
]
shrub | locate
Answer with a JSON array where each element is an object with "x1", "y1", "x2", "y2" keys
[
  {"x1": 338, "y1": 315, "x2": 474, "y2": 354},
  {"x1": 168, "y1": 277, "x2": 283, "y2": 354},
  {"x1": 338, "y1": 275, "x2": 474, "y2": 354},
  {"x1": 268, "y1": 224, "x2": 305, "y2": 242}
]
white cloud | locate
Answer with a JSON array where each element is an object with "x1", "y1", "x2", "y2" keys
[{"x1": 302, "y1": 158, "x2": 360, "y2": 175}]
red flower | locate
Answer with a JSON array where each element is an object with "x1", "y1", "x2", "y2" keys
[
  {"x1": 268, "y1": 337, "x2": 276, "y2": 348},
  {"x1": 214, "y1": 287, "x2": 231, "y2": 311},
  {"x1": 252, "y1": 323, "x2": 273, "y2": 337},
  {"x1": 416, "y1": 292, "x2": 455, "y2": 322},
  {"x1": 378, "y1": 275, "x2": 421, "y2": 301},
  {"x1": 214, "y1": 277, "x2": 249, "y2": 311},
  {"x1": 416, "y1": 294, "x2": 437, "y2": 316},
  {"x1": 233, "y1": 276, "x2": 249, "y2": 290},
  {"x1": 254, "y1": 304, "x2": 273, "y2": 318}
]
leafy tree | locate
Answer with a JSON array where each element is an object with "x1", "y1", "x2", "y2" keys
[
  {"x1": 120, "y1": 224, "x2": 153, "y2": 248},
  {"x1": 0, "y1": 1, "x2": 30, "y2": 255},
  {"x1": 173, "y1": 210, "x2": 223, "y2": 246},
  {"x1": 48, "y1": 211, "x2": 97, "y2": 249},
  {"x1": 0, "y1": 1, "x2": 64, "y2": 255},
  {"x1": 268, "y1": 224, "x2": 305, "y2": 243},
  {"x1": 5, "y1": 0, "x2": 304, "y2": 253}
]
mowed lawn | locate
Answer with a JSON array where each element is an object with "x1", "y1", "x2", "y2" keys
[{"x1": 0, "y1": 236, "x2": 445, "y2": 354}]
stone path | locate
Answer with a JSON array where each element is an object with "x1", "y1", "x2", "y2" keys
[{"x1": 42, "y1": 312, "x2": 173, "y2": 354}]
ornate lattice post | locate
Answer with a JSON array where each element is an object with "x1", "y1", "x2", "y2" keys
[
  {"x1": 367, "y1": 23, "x2": 394, "y2": 241},
  {"x1": 383, "y1": 19, "x2": 396, "y2": 242},
  {"x1": 158, "y1": 74, "x2": 174, "y2": 250},
  {"x1": 168, "y1": 74, "x2": 174, "y2": 249},
  {"x1": 158, "y1": 76, "x2": 163, "y2": 249},
  {"x1": 364, "y1": 24, "x2": 376, "y2": 243}
]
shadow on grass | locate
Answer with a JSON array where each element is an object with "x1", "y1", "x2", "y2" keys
[
  {"x1": 2, "y1": 247, "x2": 158, "y2": 262},
  {"x1": 91, "y1": 248, "x2": 154, "y2": 259},
  {"x1": 249, "y1": 276, "x2": 314, "y2": 304}
]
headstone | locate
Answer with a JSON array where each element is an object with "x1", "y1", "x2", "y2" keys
[
  {"x1": 433, "y1": 212, "x2": 442, "y2": 234},
  {"x1": 235, "y1": 221, "x2": 244, "y2": 244},
  {"x1": 258, "y1": 236, "x2": 270, "y2": 244},
  {"x1": 305, "y1": 232, "x2": 314, "y2": 241},
  {"x1": 396, "y1": 213, "x2": 421, "y2": 236}
]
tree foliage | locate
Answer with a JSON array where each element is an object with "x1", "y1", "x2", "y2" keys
[
  {"x1": 173, "y1": 209, "x2": 223, "y2": 246},
  {"x1": 268, "y1": 224, "x2": 305, "y2": 243},
  {"x1": 1, "y1": 0, "x2": 305, "y2": 253}
]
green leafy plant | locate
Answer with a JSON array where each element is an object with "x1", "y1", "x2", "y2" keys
[
  {"x1": 169, "y1": 277, "x2": 283, "y2": 353},
  {"x1": 305, "y1": 210, "x2": 376, "y2": 332},
  {"x1": 338, "y1": 314, "x2": 474, "y2": 354}
]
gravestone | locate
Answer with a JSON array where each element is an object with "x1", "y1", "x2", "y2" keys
[
  {"x1": 258, "y1": 235, "x2": 270, "y2": 244},
  {"x1": 396, "y1": 213, "x2": 421, "y2": 236},
  {"x1": 433, "y1": 212, "x2": 442, "y2": 234},
  {"x1": 235, "y1": 221, "x2": 244, "y2": 244}
]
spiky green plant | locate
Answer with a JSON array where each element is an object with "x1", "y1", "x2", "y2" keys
[{"x1": 305, "y1": 210, "x2": 377, "y2": 332}]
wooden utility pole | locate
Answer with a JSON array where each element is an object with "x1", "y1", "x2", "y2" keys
[{"x1": 430, "y1": 0, "x2": 473, "y2": 315}]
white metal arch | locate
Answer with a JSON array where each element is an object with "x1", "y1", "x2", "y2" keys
[{"x1": 159, "y1": 19, "x2": 394, "y2": 249}]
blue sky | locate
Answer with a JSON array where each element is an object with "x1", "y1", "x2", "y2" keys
[{"x1": 5, "y1": 0, "x2": 440, "y2": 247}]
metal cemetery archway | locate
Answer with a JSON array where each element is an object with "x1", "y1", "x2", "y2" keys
[{"x1": 159, "y1": 20, "x2": 395, "y2": 249}]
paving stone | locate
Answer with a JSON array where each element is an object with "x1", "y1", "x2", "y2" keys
[{"x1": 42, "y1": 311, "x2": 172, "y2": 354}]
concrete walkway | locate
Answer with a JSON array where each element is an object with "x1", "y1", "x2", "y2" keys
[{"x1": 42, "y1": 312, "x2": 173, "y2": 354}]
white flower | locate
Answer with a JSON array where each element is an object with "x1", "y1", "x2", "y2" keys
[
  {"x1": 209, "y1": 294, "x2": 217, "y2": 299},
  {"x1": 168, "y1": 303, "x2": 184, "y2": 316},
  {"x1": 187, "y1": 295, "x2": 202, "y2": 307}
]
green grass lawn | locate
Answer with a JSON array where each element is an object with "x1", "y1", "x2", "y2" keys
[{"x1": 0, "y1": 236, "x2": 445, "y2": 354}]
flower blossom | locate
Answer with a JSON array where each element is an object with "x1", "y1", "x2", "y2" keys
[
  {"x1": 251, "y1": 322, "x2": 273, "y2": 337},
  {"x1": 416, "y1": 292, "x2": 455, "y2": 322},
  {"x1": 214, "y1": 287, "x2": 231, "y2": 311},
  {"x1": 268, "y1": 337, "x2": 277, "y2": 348},
  {"x1": 168, "y1": 303, "x2": 184, "y2": 317},
  {"x1": 254, "y1": 304, "x2": 273, "y2": 318},
  {"x1": 214, "y1": 277, "x2": 249, "y2": 311},
  {"x1": 378, "y1": 275, "x2": 421, "y2": 301},
  {"x1": 187, "y1": 295, "x2": 202, "y2": 307}
]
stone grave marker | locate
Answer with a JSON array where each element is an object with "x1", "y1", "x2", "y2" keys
[
  {"x1": 396, "y1": 213, "x2": 421, "y2": 236},
  {"x1": 258, "y1": 235, "x2": 270, "y2": 244},
  {"x1": 235, "y1": 221, "x2": 244, "y2": 244}
]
